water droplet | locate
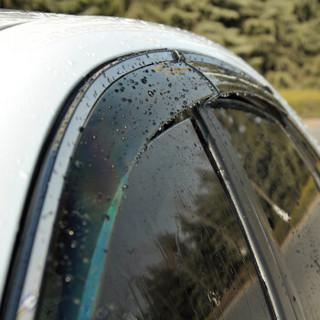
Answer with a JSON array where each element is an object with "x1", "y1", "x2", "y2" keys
[
  {"x1": 255, "y1": 117, "x2": 262, "y2": 124},
  {"x1": 18, "y1": 170, "x2": 28, "y2": 180},
  {"x1": 83, "y1": 257, "x2": 89, "y2": 264},
  {"x1": 148, "y1": 90, "x2": 154, "y2": 97},
  {"x1": 65, "y1": 274, "x2": 73, "y2": 283},
  {"x1": 71, "y1": 240, "x2": 78, "y2": 248},
  {"x1": 228, "y1": 116, "x2": 234, "y2": 124},
  {"x1": 239, "y1": 125, "x2": 246, "y2": 133},
  {"x1": 22, "y1": 294, "x2": 38, "y2": 311},
  {"x1": 74, "y1": 160, "x2": 83, "y2": 168}
]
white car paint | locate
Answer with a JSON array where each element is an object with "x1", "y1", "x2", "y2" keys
[{"x1": 0, "y1": 11, "x2": 318, "y2": 305}]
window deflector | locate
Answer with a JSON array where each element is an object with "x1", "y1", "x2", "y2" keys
[
  {"x1": 15, "y1": 51, "x2": 216, "y2": 320},
  {"x1": 32, "y1": 55, "x2": 217, "y2": 320},
  {"x1": 193, "y1": 104, "x2": 306, "y2": 320}
]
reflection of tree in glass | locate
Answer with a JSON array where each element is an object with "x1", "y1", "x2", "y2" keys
[
  {"x1": 215, "y1": 106, "x2": 318, "y2": 244},
  {"x1": 135, "y1": 171, "x2": 254, "y2": 319}
]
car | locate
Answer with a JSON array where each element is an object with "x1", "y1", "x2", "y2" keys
[{"x1": 0, "y1": 10, "x2": 320, "y2": 320}]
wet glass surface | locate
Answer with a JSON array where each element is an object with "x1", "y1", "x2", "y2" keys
[
  {"x1": 36, "y1": 113, "x2": 271, "y2": 319},
  {"x1": 90, "y1": 119, "x2": 271, "y2": 320},
  {"x1": 214, "y1": 99, "x2": 320, "y2": 319}
]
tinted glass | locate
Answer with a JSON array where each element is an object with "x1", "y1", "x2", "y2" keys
[
  {"x1": 214, "y1": 100, "x2": 320, "y2": 319},
  {"x1": 35, "y1": 60, "x2": 214, "y2": 319},
  {"x1": 88, "y1": 119, "x2": 271, "y2": 319},
  {"x1": 37, "y1": 117, "x2": 271, "y2": 319}
]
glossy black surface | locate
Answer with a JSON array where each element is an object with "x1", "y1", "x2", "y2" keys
[
  {"x1": 91, "y1": 119, "x2": 271, "y2": 319},
  {"x1": 195, "y1": 105, "x2": 298, "y2": 319},
  {"x1": 36, "y1": 61, "x2": 217, "y2": 319},
  {"x1": 214, "y1": 99, "x2": 320, "y2": 319}
]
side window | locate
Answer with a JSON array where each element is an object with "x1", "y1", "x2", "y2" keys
[
  {"x1": 37, "y1": 118, "x2": 272, "y2": 319},
  {"x1": 214, "y1": 99, "x2": 320, "y2": 319},
  {"x1": 15, "y1": 52, "x2": 280, "y2": 320}
]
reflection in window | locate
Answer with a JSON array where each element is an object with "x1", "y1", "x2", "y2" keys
[
  {"x1": 92, "y1": 120, "x2": 271, "y2": 319},
  {"x1": 36, "y1": 117, "x2": 272, "y2": 319},
  {"x1": 214, "y1": 100, "x2": 320, "y2": 319},
  {"x1": 214, "y1": 104, "x2": 317, "y2": 244}
]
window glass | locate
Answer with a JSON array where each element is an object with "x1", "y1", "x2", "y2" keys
[
  {"x1": 37, "y1": 118, "x2": 271, "y2": 319},
  {"x1": 88, "y1": 119, "x2": 271, "y2": 319},
  {"x1": 214, "y1": 100, "x2": 320, "y2": 319}
]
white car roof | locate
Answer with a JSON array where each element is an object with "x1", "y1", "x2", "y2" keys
[{"x1": 0, "y1": 11, "x2": 317, "y2": 302}]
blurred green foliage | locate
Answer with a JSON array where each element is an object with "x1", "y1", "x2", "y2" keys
[
  {"x1": 216, "y1": 106, "x2": 319, "y2": 245},
  {"x1": 1, "y1": 0, "x2": 320, "y2": 90},
  {"x1": 279, "y1": 89, "x2": 320, "y2": 117}
]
